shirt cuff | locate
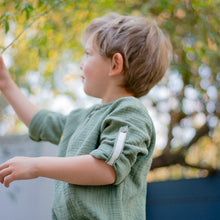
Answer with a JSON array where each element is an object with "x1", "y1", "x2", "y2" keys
[{"x1": 29, "y1": 109, "x2": 48, "y2": 142}]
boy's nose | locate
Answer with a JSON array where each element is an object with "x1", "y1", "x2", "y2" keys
[{"x1": 80, "y1": 62, "x2": 83, "y2": 70}]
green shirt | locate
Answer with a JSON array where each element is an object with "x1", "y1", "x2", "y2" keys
[{"x1": 29, "y1": 97, "x2": 155, "y2": 220}]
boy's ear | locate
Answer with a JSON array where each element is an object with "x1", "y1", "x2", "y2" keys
[{"x1": 109, "y1": 53, "x2": 124, "y2": 76}]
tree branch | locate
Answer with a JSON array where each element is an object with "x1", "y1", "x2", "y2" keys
[
  {"x1": 1, "y1": 3, "x2": 63, "y2": 55},
  {"x1": 179, "y1": 160, "x2": 217, "y2": 175},
  {"x1": 182, "y1": 122, "x2": 210, "y2": 152},
  {"x1": 151, "y1": 150, "x2": 185, "y2": 170},
  {"x1": 151, "y1": 122, "x2": 212, "y2": 171}
]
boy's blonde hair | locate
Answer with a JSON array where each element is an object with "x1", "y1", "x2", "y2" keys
[{"x1": 82, "y1": 13, "x2": 172, "y2": 98}]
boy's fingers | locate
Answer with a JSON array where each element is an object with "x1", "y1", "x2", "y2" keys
[
  {"x1": 0, "y1": 55, "x2": 7, "y2": 70},
  {"x1": 0, "y1": 167, "x2": 12, "y2": 183},
  {"x1": 3, "y1": 175, "x2": 13, "y2": 188},
  {"x1": 0, "y1": 162, "x2": 9, "y2": 171},
  {"x1": 0, "y1": 56, "x2": 4, "y2": 67}
]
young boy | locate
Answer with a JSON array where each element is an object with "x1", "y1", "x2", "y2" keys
[{"x1": 0, "y1": 13, "x2": 171, "y2": 219}]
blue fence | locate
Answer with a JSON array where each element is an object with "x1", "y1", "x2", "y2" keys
[{"x1": 146, "y1": 173, "x2": 220, "y2": 220}]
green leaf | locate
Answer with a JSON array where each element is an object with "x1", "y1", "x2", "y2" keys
[
  {"x1": 22, "y1": 3, "x2": 34, "y2": 20},
  {"x1": 3, "y1": 19, "x2": 9, "y2": 34}
]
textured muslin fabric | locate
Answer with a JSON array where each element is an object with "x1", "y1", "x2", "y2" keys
[{"x1": 29, "y1": 97, "x2": 155, "y2": 220}]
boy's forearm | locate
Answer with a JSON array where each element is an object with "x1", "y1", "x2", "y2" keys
[
  {"x1": 2, "y1": 79, "x2": 39, "y2": 127},
  {"x1": 36, "y1": 155, "x2": 116, "y2": 185}
]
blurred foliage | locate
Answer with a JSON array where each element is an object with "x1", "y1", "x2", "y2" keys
[{"x1": 0, "y1": 0, "x2": 220, "y2": 181}]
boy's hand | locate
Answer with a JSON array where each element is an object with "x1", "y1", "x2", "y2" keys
[
  {"x1": 0, "y1": 55, "x2": 39, "y2": 126},
  {"x1": 0, "y1": 157, "x2": 39, "y2": 188},
  {"x1": 0, "y1": 56, "x2": 12, "y2": 92}
]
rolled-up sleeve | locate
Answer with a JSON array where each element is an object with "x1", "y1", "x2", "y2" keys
[
  {"x1": 29, "y1": 109, "x2": 67, "y2": 145},
  {"x1": 90, "y1": 105, "x2": 154, "y2": 185}
]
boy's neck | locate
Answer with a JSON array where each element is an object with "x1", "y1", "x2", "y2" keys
[{"x1": 101, "y1": 89, "x2": 134, "y2": 104}]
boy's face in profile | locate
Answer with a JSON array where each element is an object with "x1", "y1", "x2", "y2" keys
[{"x1": 80, "y1": 36, "x2": 112, "y2": 99}]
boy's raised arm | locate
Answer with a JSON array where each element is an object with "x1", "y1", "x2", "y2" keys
[{"x1": 0, "y1": 56, "x2": 39, "y2": 127}]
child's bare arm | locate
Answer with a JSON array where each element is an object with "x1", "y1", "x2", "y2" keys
[
  {"x1": 0, "y1": 56, "x2": 39, "y2": 127},
  {"x1": 0, "y1": 155, "x2": 116, "y2": 187}
]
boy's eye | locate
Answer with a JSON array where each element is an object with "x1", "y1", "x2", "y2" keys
[{"x1": 84, "y1": 50, "x2": 91, "y2": 57}]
